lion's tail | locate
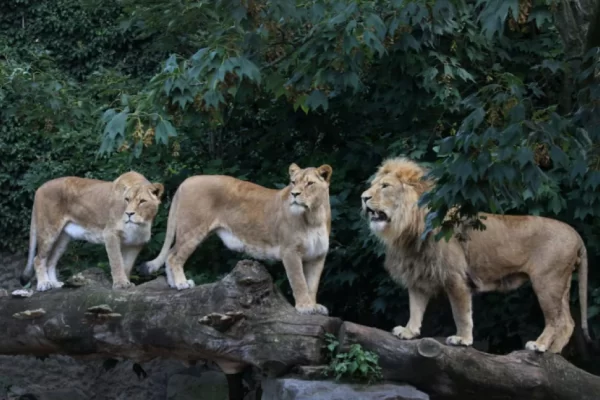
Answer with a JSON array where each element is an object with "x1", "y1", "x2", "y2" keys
[
  {"x1": 578, "y1": 242, "x2": 592, "y2": 344},
  {"x1": 20, "y1": 206, "x2": 37, "y2": 286},
  {"x1": 141, "y1": 187, "x2": 180, "y2": 273}
]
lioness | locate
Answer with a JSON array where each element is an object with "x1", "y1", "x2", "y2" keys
[
  {"x1": 138, "y1": 163, "x2": 332, "y2": 315},
  {"x1": 20, "y1": 171, "x2": 164, "y2": 291},
  {"x1": 361, "y1": 157, "x2": 590, "y2": 353}
]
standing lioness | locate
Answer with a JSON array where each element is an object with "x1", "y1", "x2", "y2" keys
[
  {"x1": 138, "y1": 163, "x2": 332, "y2": 315},
  {"x1": 20, "y1": 171, "x2": 164, "y2": 291}
]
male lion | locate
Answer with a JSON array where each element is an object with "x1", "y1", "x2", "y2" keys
[
  {"x1": 20, "y1": 171, "x2": 164, "y2": 291},
  {"x1": 138, "y1": 163, "x2": 332, "y2": 315},
  {"x1": 361, "y1": 157, "x2": 590, "y2": 353}
]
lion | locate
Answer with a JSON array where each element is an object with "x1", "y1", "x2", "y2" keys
[
  {"x1": 360, "y1": 157, "x2": 590, "y2": 353},
  {"x1": 137, "y1": 163, "x2": 332, "y2": 315},
  {"x1": 20, "y1": 171, "x2": 164, "y2": 291}
]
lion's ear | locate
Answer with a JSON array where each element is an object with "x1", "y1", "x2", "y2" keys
[
  {"x1": 150, "y1": 183, "x2": 164, "y2": 200},
  {"x1": 289, "y1": 163, "x2": 301, "y2": 177},
  {"x1": 317, "y1": 164, "x2": 333, "y2": 183}
]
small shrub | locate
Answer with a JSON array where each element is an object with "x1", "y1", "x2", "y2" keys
[{"x1": 322, "y1": 333, "x2": 383, "y2": 384}]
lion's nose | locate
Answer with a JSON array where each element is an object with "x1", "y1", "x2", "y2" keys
[
  {"x1": 126, "y1": 212, "x2": 135, "y2": 218},
  {"x1": 361, "y1": 195, "x2": 372, "y2": 203},
  {"x1": 291, "y1": 191, "x2": 300, "y2": 198}
]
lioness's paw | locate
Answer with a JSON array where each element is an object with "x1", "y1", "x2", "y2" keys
[
  {"x1": 295, "y1": 303, "x2": 329, "y2": 316},
  {"x1": 112, "y1": 280, "x2": 135, "y2": 290},
  {"x1": 446, "y1": 335, "x2": 473, "y2": 347},
  {"x1": 173, "y1": 279, "x2": 195, "y2": 290},
  {"x1": 392, "y1": 325, "x2": 419, "y2": 340},
  {"x1": 49, "y1": 281, "x2": 64, "y2": 289},
  {"x1": 36, "y1": 281, "x2": 55, "y2": 292},
  {"x1": 525, "y1": 341, "x2": 547, "y2": 353}
]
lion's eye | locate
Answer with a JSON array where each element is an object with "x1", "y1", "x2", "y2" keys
[
  {"x1": 291, "y1": 180, "x2": 296, "y2": 185},
  {"x1": 306, "y1": 181, "x2": 314, "y2": 186},
  {"x1": 139, "y1": 199, "x2": 146, "y2": 204},
  {"x1": 381, "y1": 183, "x2": 390, "y2": 189},
  {"x1": 125, "y1": 197, "x2": 130, "y2": 202}
]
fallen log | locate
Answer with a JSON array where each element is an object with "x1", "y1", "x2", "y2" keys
[
  {"x1": 0, "y1": 260, "x2": 599, "y2": 400},
  {"x1": 338, "y1": 322, "x2": 600, "y2": 400},
  {"x1": 0, "y1": 260, "x2": 341, "y2": 377}
]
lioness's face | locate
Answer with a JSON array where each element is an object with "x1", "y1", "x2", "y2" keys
[
  {"x1": 123, "y1": 183, "x2": 164, "y2": 225},
  {"x1": 288, "y1": 163, "x2": 333, "y2": 215},
  {"x1": 361, "y1": 174, "x2": 420, "y2": 233}
]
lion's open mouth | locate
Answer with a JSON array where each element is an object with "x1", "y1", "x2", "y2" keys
[{"x1": 366, "y1": 207, "x2": 389, "y2": 222}]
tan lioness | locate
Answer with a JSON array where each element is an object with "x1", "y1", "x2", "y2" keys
[
  {"x1": 20, "y1": 171, "x2": 164, "y2": 291},
  {"x1": 361, "y1": 157, "x2": 590, "y2": 353},
  {"x1": 138, "y1": 163, "x2": 332, "y2": 315}
]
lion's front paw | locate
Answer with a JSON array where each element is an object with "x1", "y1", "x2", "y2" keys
[
  {"x1": 392, "y1": 325, "x2": 419, "y2": 340},
  {"x1": 446, "y1": 335, "x2": 473, "y2": 347},
  {"x1": 49, "y1": 281, "x2": 64, "y2": 289},
  {"x1": 36, "y1": 281, "x2": 55, "y2": 292},
  {"x1": 295, "y1": 303, "x2": 329, "y2": 316},
  {"x1": 112, "y1": 280, "x2": 135, "y2": 290},
  {"x1": 172, "y1": 279, "x2": 195, "y2": 290},
  {"x1": 525, "y1": 341, "x2": 547, "y2": 353}
]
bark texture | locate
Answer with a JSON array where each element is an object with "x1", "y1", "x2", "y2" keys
[
  {"x1": 1, "y1": 260, "x2": 599, "y2": 400},
  {"x1": 554, "y1": 0, "x2": 600, "y2": 58}
]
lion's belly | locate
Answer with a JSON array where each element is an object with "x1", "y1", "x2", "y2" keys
[
  {"x1": 216, "y1": 229, "x2": 281, "y2": 260},
  {"x1": 64, "y1": 223, "x2": 104, "y2": 244},
  {"x1": 301, "y1": 226, "x2": 329, "y2": 261}
]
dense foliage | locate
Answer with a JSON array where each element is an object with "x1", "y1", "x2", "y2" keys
[{"x1": 1, "y1": 0, "x2": 599, "y2": 366}]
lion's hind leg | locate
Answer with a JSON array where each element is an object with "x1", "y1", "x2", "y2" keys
[
  {"x1": 45, "y1": 231, "x2": 71, "y2": 289},
  {"x1": 548, "y1": 277, "x2": 575, "y2": 354},
  {"x1": 526, "y1": 269, "x2": 571, "y2": 353},
  {"x1": 34, "y1": 227, "x2": 64, "y2": 292},
  {"x1": 166, "y1": 227, "x2": 208, "y2": 290}
]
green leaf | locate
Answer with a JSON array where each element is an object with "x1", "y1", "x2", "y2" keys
[
  {"x1": 365, "y1": 13, "x2": 386, "y2": 38},
  {"x1": 155, "y1": 119, "x2": 177, "y2": 145},
  {"x1": 103, "y1": 107, "x2": 129, "y2": 140},
  {"x1": 363, "y1": 31, "x2": 386, "y2": 58},
  {"x1": 550, "y1": 145, "x2": 569, "y2": 169},
  {"x1": 306, "y1": 90, "x2": 329, "y2": 112},
  {"x1": 516, "y1": 147, "x2": 533, "y2": 167},
  {"x1": 203, "y1": 90, "x2": 225, "y2": 109},
  {"x1": 236, "y1": 57, "x2": 261, "y2": 84}
]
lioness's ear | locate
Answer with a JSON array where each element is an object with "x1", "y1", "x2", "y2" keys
[
  {"x1": 317, "y1": 164, "x2": 333, "y2": 183},
  {"x1": 289, "y1": 163, "x2": 301, "y2": 177},
  {"x1": 150, "y1": 183, "x2": 164, "y2": 200}
]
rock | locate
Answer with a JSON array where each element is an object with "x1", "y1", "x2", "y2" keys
[
  {"x1": 64, "y1": 273, "x2": 89, "y2": 288},
  {"x1": 261, "y1": 378, "x2": 430, "y2": 400},
  {"x1": 33, "y1": 388, "x2": 88, "y2": 400},
  {"x1": 166, "y1": 370, "x2": 229, "y2": 400}
]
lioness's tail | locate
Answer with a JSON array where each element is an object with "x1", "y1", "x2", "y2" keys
[
  {"x1": 578, "y1": 242, "x2": 592, "y2": 343},
  {"x1": 20, "y1": 206, "x2": 37, "y2": 286},
  {"x1": 139, "y1": 188, "x2": 180, "y2": 274}
]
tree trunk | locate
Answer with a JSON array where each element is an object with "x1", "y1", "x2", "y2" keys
[
  {"x1": 554, "y1": 0, "x2": 600, "y2": 59},
  {"x1": 554, "y1": 0, "x2": 600, "y2": 112},
  {"x1": 1, "y1": 260, "x2": 599, "y2": 400}
]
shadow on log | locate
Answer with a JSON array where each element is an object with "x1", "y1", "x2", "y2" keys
[{"x1": 1, "y1": 260, "x2": 599, "y2": 400}]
